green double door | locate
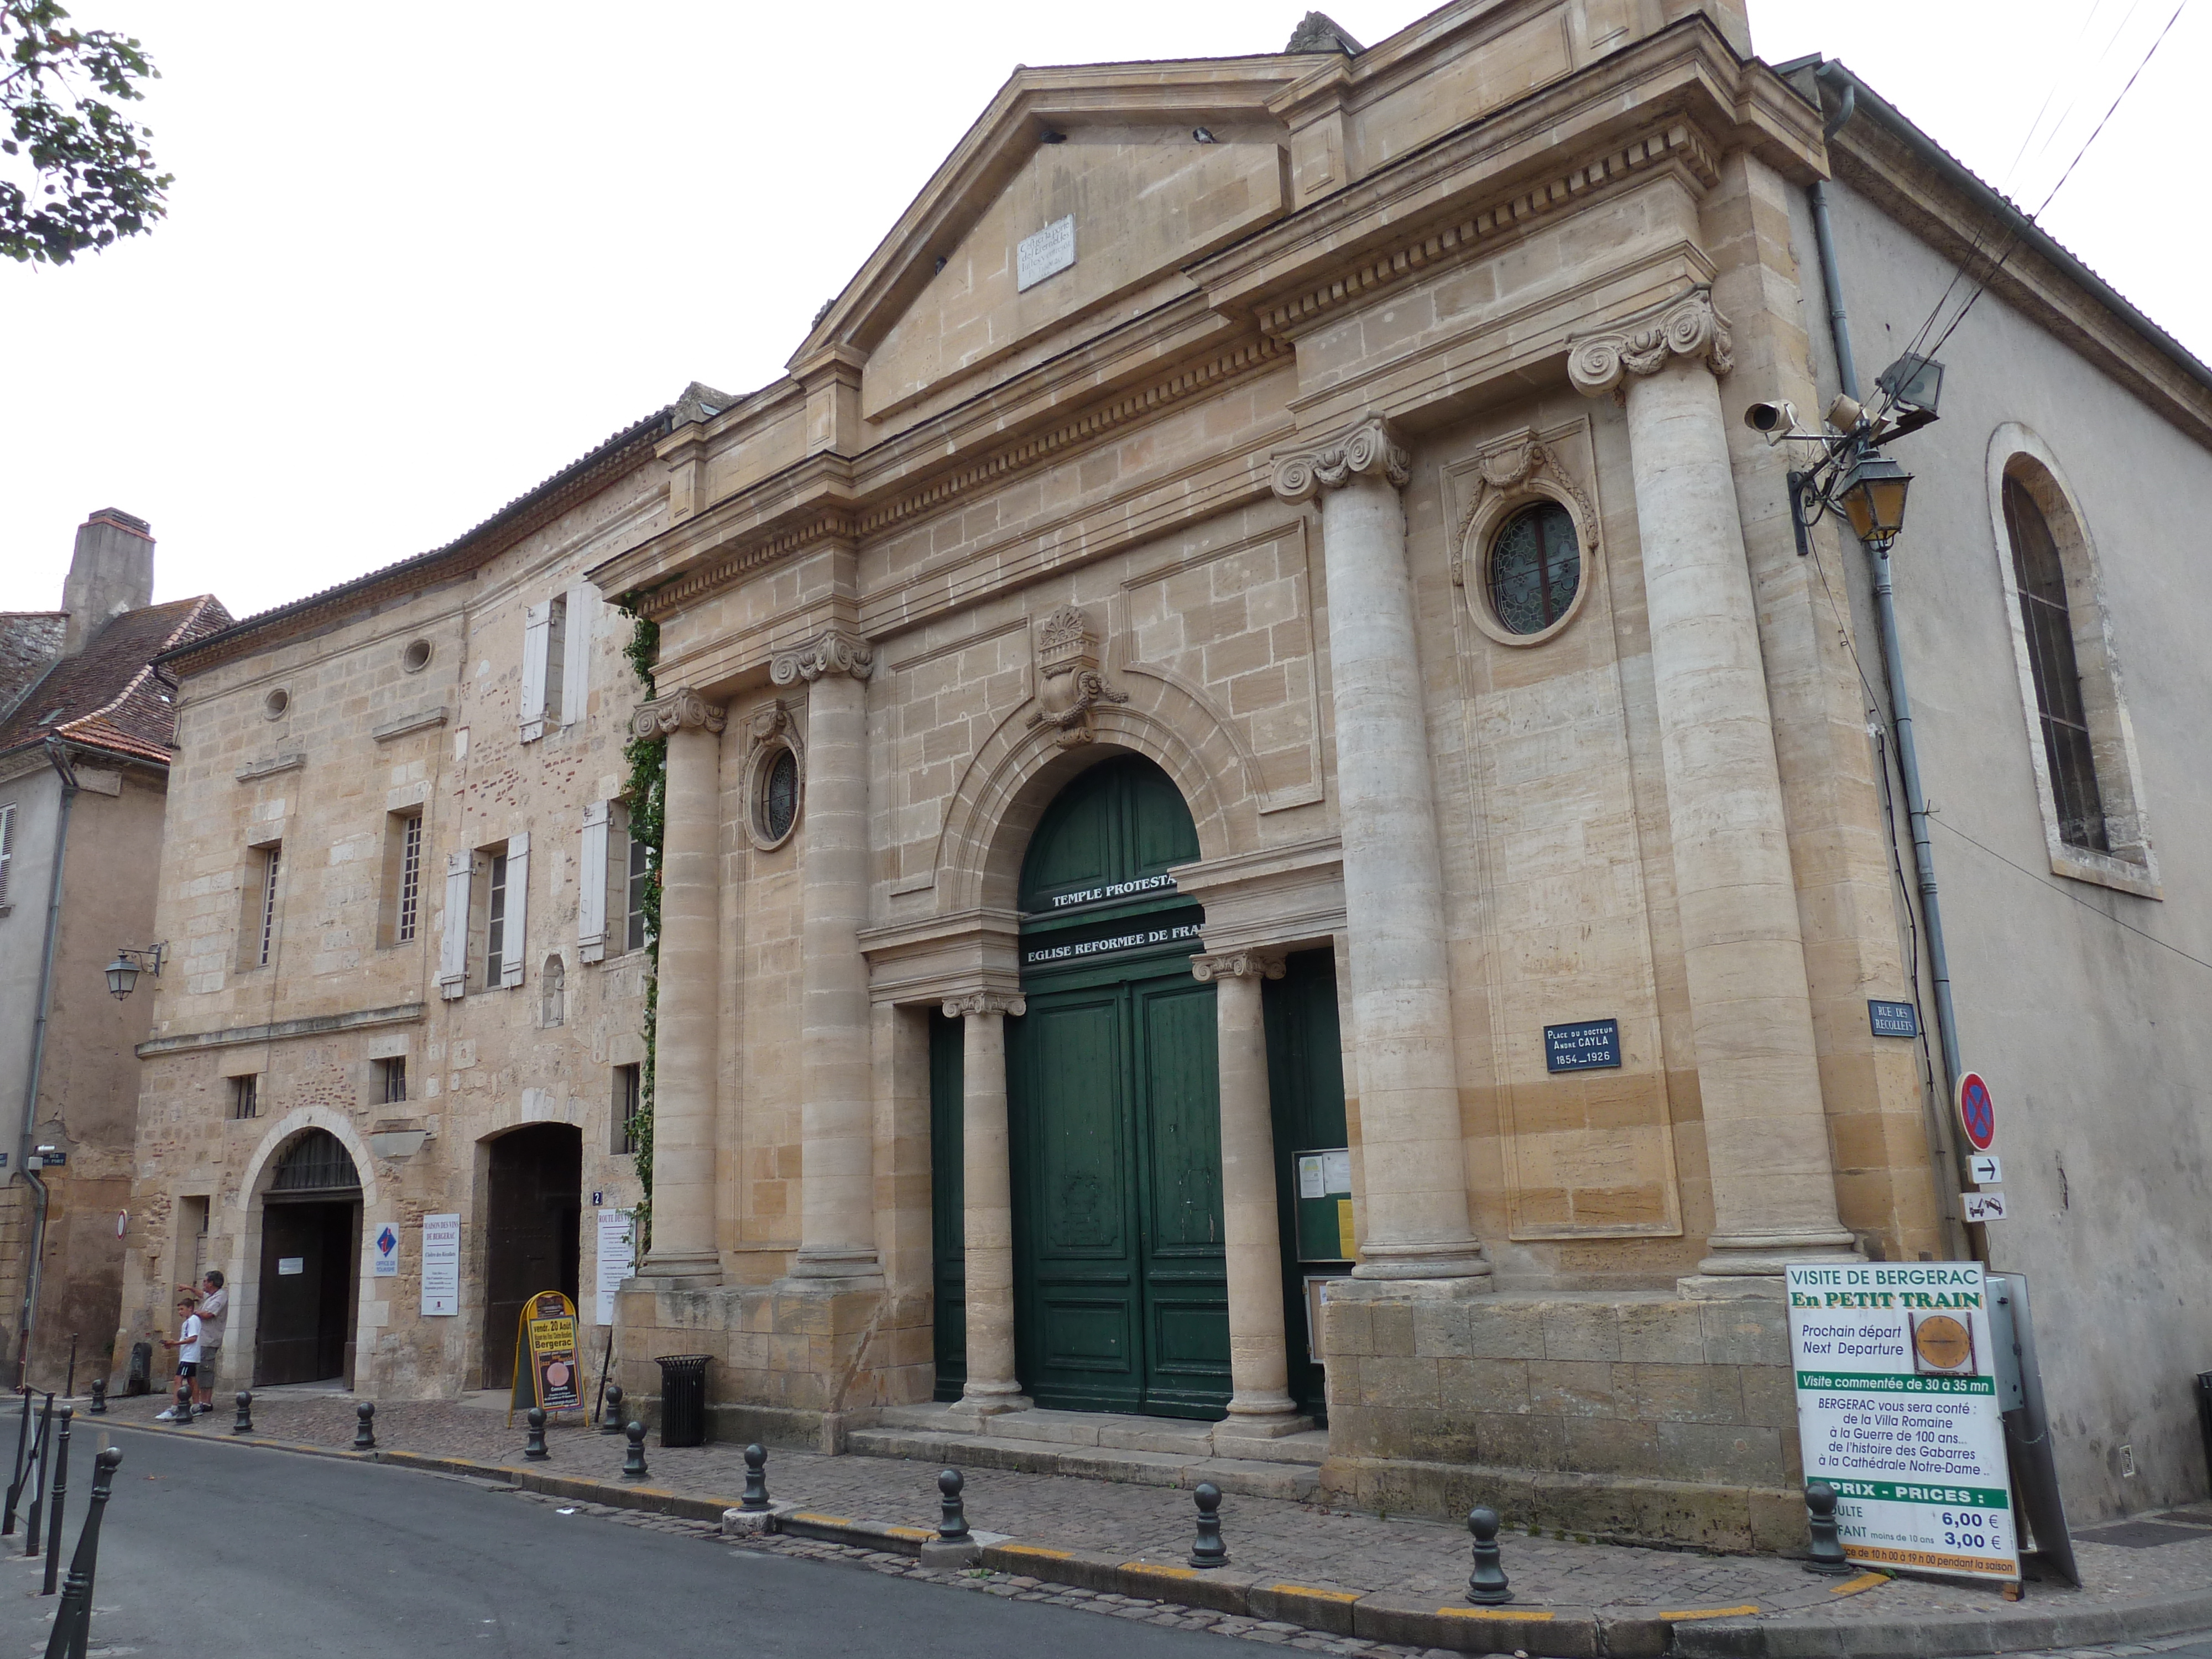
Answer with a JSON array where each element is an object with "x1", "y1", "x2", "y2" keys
[{"x1": 1010, "y1": 936, "x2": 1229, "y2": 1417}]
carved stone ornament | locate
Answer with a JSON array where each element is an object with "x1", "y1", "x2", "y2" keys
[
  {"x1": 1026, "y1": 604, "x2": 1128, "y2": 749},
  {"x1": 743, "y1": 698, "x2": 805, "y2": 852},
  {"x1": 1270, "y1": 415, "x2": 1411, "y2": 505},
  {"x1": 1191, "y1": 950, "x2": 1288, "y2": 983},
  {"x1": 629, "y1": 688, "x2": 727, "y2": 741},
  {"x1": 1448, "y1": 431, "x2": 1600, "y2": 588},
  {"x1": 769, "y1": 627, "x2": 874, "y2": 685},
  {"x1": 1566, "y1": 286, "x2": 1733, "y2": 397},
  {"x1": 941, "y1": 990, "x2": 1027, "y2": 1019}
]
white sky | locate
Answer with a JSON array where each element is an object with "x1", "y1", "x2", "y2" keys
[{"x1": 2, "y1": 0, "x2": 2201, "y2": 617}]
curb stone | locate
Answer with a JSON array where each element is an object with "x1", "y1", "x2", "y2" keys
[{"x1": 102, "y1": 1422, "x2": 2212, "y2": 1657}]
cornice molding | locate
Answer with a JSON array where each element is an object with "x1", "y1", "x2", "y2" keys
[
  {"x1": 629, "y1": 688, "x2": 727, "y2": 740},
  {"x1": 1271, "y1": 415, "x2": 1411, "y2": 503},
  {"x1": 1566, "y1": 285, "x2": 1733, "y2": 394},
  {"x1": 770, "y1": 628, "x2": 875, "y2": 685},
  {"x1": 138, "y1": 1001, "x2": 425, "y2": 1058},
  {"x1": 637, "y1": 509, "x2": 859, "y2": 621},
  {"x1": 1251, "y1": 121, "x2": 1720, "y2": 340}
]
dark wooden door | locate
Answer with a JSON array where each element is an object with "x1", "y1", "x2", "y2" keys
[
  {"x1": 255, "y1": 1201, "x2": 354, "y2": 1385},
  {"x1": 1263, "y1": 948, "x2": 1352, "y2": 1416},
  {"x1": 483, "y1": 1125, "x2": 582, "y2": 1390},
  {"x1": 929, "y1": 1010, "x2": 966, "y2": 1400}
]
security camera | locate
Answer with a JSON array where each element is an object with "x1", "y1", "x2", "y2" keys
[{"x1": 1743, "y1": 400, "x2": 1799, "y2": 443}]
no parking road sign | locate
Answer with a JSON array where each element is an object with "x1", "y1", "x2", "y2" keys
[{"x1": 1955, "y1": 1072, "x2": 1996, "y2": 1153}]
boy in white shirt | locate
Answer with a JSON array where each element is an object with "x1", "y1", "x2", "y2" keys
[{"x1": 156, "y1": 1295, "x2": 201, "y2": 1421}]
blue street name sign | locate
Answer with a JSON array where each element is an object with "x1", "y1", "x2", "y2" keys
[
  {"x1": 1545, "y1": 1019, "x2": 1621, "y2": 1073},
  {"x1": 1867, "y1": 999, "x2": 1919, "y2": 1039}
]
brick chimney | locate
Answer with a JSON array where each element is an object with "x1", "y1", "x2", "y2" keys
[{"x1": 61, "y1": 508, "x2": 155, "y2": 654}]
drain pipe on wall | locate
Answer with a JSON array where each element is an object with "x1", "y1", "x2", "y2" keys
[
  {"x1": 14, "y1": 738, "x2": 80, "y2": 1390},
  {"x1": 1808, "y1": 63, "x2": 1973, "y2": 1259}
]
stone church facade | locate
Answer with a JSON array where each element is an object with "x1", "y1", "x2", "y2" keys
[{"x1": 110, "y1": 0, "x2": 2212, "y2": 1548}]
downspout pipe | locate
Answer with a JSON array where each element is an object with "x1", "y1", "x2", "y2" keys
[
  {"x1": 15, "y1": 738, "x2": 79, "y2": 1389},
  {"x1": 1807, "y1": 64, "x2": 1972, "y2": 1251}
]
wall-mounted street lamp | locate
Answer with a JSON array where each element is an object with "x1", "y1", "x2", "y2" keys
[
  {"x1": 104, "y1": 942, "x2": 166, "y2": 1000},
  {"x1": 1743, "y1": 350, "x2": 1944, "y2": 558}
]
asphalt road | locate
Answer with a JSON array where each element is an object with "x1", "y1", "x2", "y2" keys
[{"x1": 0, "y1": 1427, "x2": 1250, "y2": 1657}]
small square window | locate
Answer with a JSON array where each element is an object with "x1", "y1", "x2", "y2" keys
[
  {"x1": 375, "y1": 1057, "x2": 408, "y2": 1105},
  {"x1": 230, "y1": 1075, "x2": 259, "y2": 1120},
  {"x1": 613, "y1": 1063, "x2": 641, "y2": 1155}
]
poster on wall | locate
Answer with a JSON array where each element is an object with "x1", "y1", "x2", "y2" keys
[
  {"x1": 1787, "y1": 1261, "x2": 2019, "y2": 1582},
  {"x1": 421, "y1": 1213, "x2": 461, "y2": 1316},
  {"x1": 595, "y1": 1209, "x2": 635, "y2": 1326}
]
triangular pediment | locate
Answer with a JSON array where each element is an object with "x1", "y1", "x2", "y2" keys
[{"x1": 791, "y1": 57, "x2": 1321, "y2": 427}]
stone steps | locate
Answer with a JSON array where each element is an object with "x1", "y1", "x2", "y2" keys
[{"x1": 850, "y1": 1404, "x2": 1327, "y2": 1501}]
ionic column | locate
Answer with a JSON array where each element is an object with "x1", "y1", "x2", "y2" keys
[
  {"x1": 629, "y1": 689, "x2": 726, "y2": 1281},
  {"x1": 773, "y1": 628, "x2": 883, "y2": 1280},
  {"x1": 1271, "y1": 419, "x2": 1487, "y2": 1282},
  {"x1": 942, "y1": 991, "x2": 1029, "y2": 1415},
  {"x1": 1192, "y1": 950, "x2": 1300, "y2": 1427},
  {"x1": 1568, "y1": 287, "x2": 1857, "y2": 1279}
]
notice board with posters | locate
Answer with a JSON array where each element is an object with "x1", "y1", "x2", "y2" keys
[
  {"x1": 507, "y1": 1290, "x2": 584, "y2": 1423},
  {"x1": 1787, "y1": 1262, "x2": 2019, "y2": 1582}
]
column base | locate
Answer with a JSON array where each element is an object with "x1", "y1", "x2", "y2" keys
[
  {"x1": 1693, "y1": 1232, "x2": 1860, "y2": 1285},
  {"x1": 633, "y1": 1250, "x2": 723, "y2": 1290},
  {"x1": 1350, "y1": 1239, "x2": 1494, "y2": 1282},
  {"x1": 1221, "y1": 1396, "x2": 1310, "y2": 1436},
  {"x1": 950, "y1": 1384, "x2": 1031, "y2": 1419},
  {"x1": 786, "y1": 1247, "x2": 885, "y2": 1283}
]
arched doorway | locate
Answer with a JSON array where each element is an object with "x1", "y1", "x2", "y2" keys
[
  {"x1": 1008, "y1": 753, "x2": 1230, "y2": 1417},
  {"x1": 481, "y1": 1124, "x2": 582, "y2": 1390},
  {"x1": 254, "y1": 1130, "x2": 362, "y2": 1386}
]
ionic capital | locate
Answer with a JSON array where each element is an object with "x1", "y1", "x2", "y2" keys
[
  {"x1": 629, "y1": 688, "x2": 727, "y2": 741},
  {"x1": 942, "y1": 990, "x2": 1027, "y2": 1020},
  {"x1": 1270, "y1": 415, "x2": 1410, "y2": 505},
  {"x1": 1191, "y1": 950, "x2": 1288, "y2": 983},
  {"x1": 1566, "y1": 286, "x2": 1733, "y2": 397},
  {"x1": 771, "y1": 627, "x2": 875, "y2": 685}
]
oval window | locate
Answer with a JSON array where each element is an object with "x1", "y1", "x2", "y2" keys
[
  {"x1": 761, "y1": 748, "x2": 799, "y2": 843},
  {"x1": 1488, "y1": 500, "x2": 1581, "y2": 637}
]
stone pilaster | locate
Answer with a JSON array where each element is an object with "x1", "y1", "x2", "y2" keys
[
  {"x1": 773, "y1": 628, "x2": 883, "y2": 1280},
  {"x1": 1272, "y1": 418, "x2": 1488, "y2": 1284},
  {"x1": 942, "y1": 990, "x2": 1029, "y2": 1415},
  {"x1": 628, "y1": 688, "x2": 727, "y2": 1282},
  {"x1": 1569, "y1": 287, "x2": 1857, "y2": 1284},
  {"x1": 1192, "y1": 950, "x2": 1302, "y2": 1428}
]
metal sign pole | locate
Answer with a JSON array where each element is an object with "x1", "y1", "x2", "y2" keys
[{"x1": 1987, "y1": 1273, "x2": 2078, "y2": 1586}]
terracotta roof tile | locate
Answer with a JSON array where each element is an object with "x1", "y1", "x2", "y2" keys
[{"x1": 0, "y1": 595, "x2": 232, "y2": 767}]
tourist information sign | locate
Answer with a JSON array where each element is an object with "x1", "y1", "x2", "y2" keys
[{"x1": 1787, "y1": 1262, "x2": 2020, "y2": 1582}]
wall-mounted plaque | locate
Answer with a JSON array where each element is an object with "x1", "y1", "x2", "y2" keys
[
  {"x1": 1543, "y1": 1018, "x2": 1621, "y2": 1072},
  {"x1": 1868, "y1": 999, "x2": 1919, "y2": 1038},
  {"x1": 1018, "y1": 215, "x2": 1076, "y2": 291}
]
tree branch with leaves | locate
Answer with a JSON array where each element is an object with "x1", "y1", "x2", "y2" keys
[{"x1": 3, "y1": 0, "x2": 168, "y2": 264}]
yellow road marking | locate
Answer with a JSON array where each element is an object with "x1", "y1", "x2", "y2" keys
[
  {"x1": 1436, "y1": 1607, "x2": 1555, "y2": 1621},
  {"x1": 1830, "y1": 1572, "x2": 1889, "y2": 1597},
  {"x1": 1271, "y1": 1585, "x2": 1361, "y2": 1603},
  {"x1": 998, "y1": 1545, "x2": 1075, "y2": 1561},
  {"x1": 1658, "y1": 1605, "x2": 1762, "y2": 1621}
]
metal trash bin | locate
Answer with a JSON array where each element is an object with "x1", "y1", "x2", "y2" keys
[{"x1": 654, "y1": 1354, "x2": 712, "y2": 1448}]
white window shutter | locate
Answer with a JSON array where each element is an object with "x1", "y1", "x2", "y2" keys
[
  {"x1": 500, "y1": 831, "x2": 530, "y2": 988},
  {"x1": 561, "y1": 584, "x2": 596, "y2": 727},
  {"x1": 438, "y1": 851, "x2": 472, "y2": 999},
  {"x1": 520, "y1": 601, "x2": 551, "y2": 743},
  {"x1": 578, "y1": 802, "x2": 608, "y2": 963},
  {"x1": 0, "y1": 802, "x2": 14, "y2": 907}
]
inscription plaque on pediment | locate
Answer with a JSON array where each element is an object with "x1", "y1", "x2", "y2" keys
[{"x1": 1017, "y1": 215, "x2": 1076, "y2": 291}]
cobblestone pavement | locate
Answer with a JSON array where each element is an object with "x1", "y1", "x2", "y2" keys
[{"x1": 91, "y1": 1389, "x2": 2212, "y2": 1630}]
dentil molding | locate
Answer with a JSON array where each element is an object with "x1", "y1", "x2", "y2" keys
[
  {"x1": 1270, "y1": 415, "x2": 1410, "y2": 504},
  {"x1": 771, "y1": 627, "x2": 875, "y2": 685},
  {"x1": 1567, "y1": 286, "x2": 1733, "y2": 395}
]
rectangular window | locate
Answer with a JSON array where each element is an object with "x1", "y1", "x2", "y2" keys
[
  {"x1": 625, "y1": 830, "x2": 651, "y2": 953},
  {"x1": 396, "y1": 814, "x2": 423, "y2": 942},
  {"x1": 251, "y1": 843, "x2": 282, "y2": 967},
  {"x1": 544, "y1": 596, "x2": 567, "y2": 725},
  {"x1": 2004, "y1": 475, "x2": 2109, "y2": 852},
  {"x1": 0, "y1": 801, "x2": 15, "y2": 907},
  {"x1": 613, "y1": 1063, "x2": 641, "y2": 1155},
  {"x1": 230, "y1": 1074, "x2": 259, "y2": 1120},
  {"x1": 485, "y1": 849, "x2": 509, "y2": 986},
  {"x1": 376, "y1": 1056, "x2": 408, "y2": 1105}
]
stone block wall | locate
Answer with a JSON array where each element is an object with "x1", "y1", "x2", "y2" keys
[{"x1": 1319, "y1": 1284, "x2": 1804, "y2": 1552}]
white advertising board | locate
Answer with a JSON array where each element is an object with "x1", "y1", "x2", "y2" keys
[
  {"x1": 594, "y1": 1209, "x2": 635, "y2": 1327},
  {"x1": 421, "y1": 1212, "x2": 462, "y2": 1316},
  {"x1": 1788, "y1": 1262, "x2": 2018, "y2": 1581}
]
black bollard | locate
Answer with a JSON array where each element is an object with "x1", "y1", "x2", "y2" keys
[
  {"x1": 63, "y1": 1337, "x2": 76, "y2": 1404},
  {"x1": 44, "y1": 1443, "x2": 121, "y2": 1659},
  {"x1": 620, "y1": 1421, "x2": 649, "y2": 1481},
  {"x1": 353, "y1": 1401, "x2": 376, "y2": 1452},
  {"x1": 1467, "y1": 1506, "x2": 1512, "y2": 1604},
  {"x1": 232, "y1": 1391, "x2": 253, "y2": 1435},
  {"x1": 172, "y1": 1376, "x2": 196, "y2": 1430},
  {"x1": 524, "y1": 1407, "x2": 550, "y2": 1460},
  {"x1": 599, "y1": 1384, "x2": 625, "y2": 1435},
  {"x1": 86, "y1": 1380, "x2": 105, "y2": 1418},
  {"x1": 741, "y1": 1443, "x2": 771, "y2": 1512},
  {"x1": 42, "y1": 1407, "x2": 72, "y2": 1597},
  {"x1": 4, "y1": 1387, "x2": 32, "y2": 1534},
  {"x1": 1190, "y1": 1481, "x2": 1228, "y2": 1569},
  {"x1": 23, "y1": 1397, "x2": 53, "y2": 1558},
  {"x1": 937, "y1": 1469, "x2": 970, "y2": 1541},
  {"x1": 1803, "y1": 1482, "x2": 1854, "y2": 1575}
]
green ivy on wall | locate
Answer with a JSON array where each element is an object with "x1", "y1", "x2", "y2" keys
[{"x1": 618, "y1": 607, "x2": 664, "y2": 1252}]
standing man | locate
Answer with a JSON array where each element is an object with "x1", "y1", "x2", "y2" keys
[
  {"x1": 173, "y1": 1271, "x2": 227, "y2": 1414},
  {"x1": 156, "y1": 1294, "x2": 201, "y2": 1421}
]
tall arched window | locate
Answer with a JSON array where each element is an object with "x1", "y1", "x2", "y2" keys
[{"x1": 2002, "y1": 474, "x2": 2106, "y2": 853}]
